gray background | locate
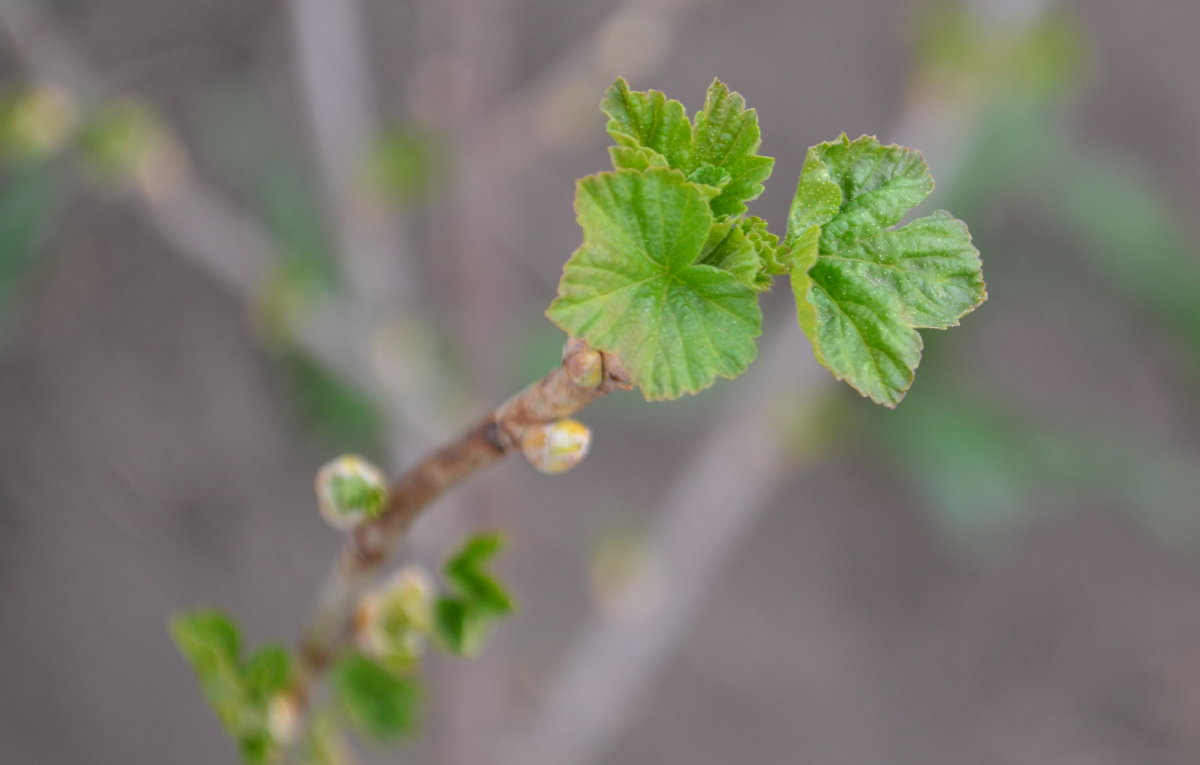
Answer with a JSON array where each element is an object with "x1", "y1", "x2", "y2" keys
[{"x1": 3, "y1": 0, "x2": 1200, "y2": 763}]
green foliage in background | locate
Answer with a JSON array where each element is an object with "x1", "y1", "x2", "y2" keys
[
  {"x1": 0, "y1": 158, "x2": 61, "y2": 344},
  {"x1": 547, "y1": 78, "x2": 985, "y2": 404},
  {"x1": 274, "y1": 350, "x2": 386, "y2": 452},
  {"x1": 868, "y1": 3, "x2": 1200, "y2": 557}
]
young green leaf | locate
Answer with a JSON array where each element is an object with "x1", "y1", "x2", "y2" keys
[
  {"x1": 433, "y1": 598, "x2": 489, "y2": 658},
  {"x1": 697, "y1": 220, "x2": 765, "y2": 292},
  {"x1": 786, "y1": 135, "x2": 985, "y2": 406},
  {"x1": 170, "y1": 609, "x2": 294, "y2": 764},
  {"x1": 741, "y1": 216, "x2": 785, "y2": 276},
  {"x1": 602, "y1": 78, "x2": 774, "y2": 219},
  {"x1": 433, "y1": 532, "x2": 516, "y2": 657},
  {"x1": 546, "y1": 168, "x2": 762, "y2": 400},
  {"x1": 601, "y1": 78, "x2": 693, "y2": 172},
  {"x1": 332, "y1": 653, "x2": 421, "y2": 741},
  {"x1": 443, "y1": 532, "x2": 514, "y2": 615},
  {"x1": 240, "y1": 646, "x2": 292, "y2": 703},
  {"x1": 692, "y1": 79, "x2": 775, "y2": 217},
  {"x1": 170, "y1": 609, "x2": 241, "y2": 677}
]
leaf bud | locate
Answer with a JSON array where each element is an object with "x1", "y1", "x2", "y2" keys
[
  {"x1": 315, "y1": 454, "x2": 388, "y2": 530},
  {"x1": 354, "y1": 566, "x2": 434, "y2": 672},
  {"x1": 521, "y1": 418, "x2": 591, "y2": 474},
  {"x1": 563, "y1": 342, "x2": 604, "y2": 388}
]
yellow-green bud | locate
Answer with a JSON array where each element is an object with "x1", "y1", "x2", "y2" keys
[
  {"x1": 521, "y1": 418, "x2": 591, "y2": 474},
  {"x1": 314, "y1": 454, "x2": 388, "y2": 530},
  {"x1": 354, "y1": 566, "x2": 433, "y2": 672}
]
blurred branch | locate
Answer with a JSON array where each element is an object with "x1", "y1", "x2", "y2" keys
[
  {"x1": 285, "y1": 0, "x2": 454, "y2": 460},
  {"x1": 0, "y1": 0, "x2": 272, "y2": 294},
  {"x1": 0, "y1": 0, "x2": 449, "y2": 448},
  {"x1": 0, "y1": 0, "x2": 93, "y2": 92},
  {"x1": 488, "y1": 0, "x2": 704, "y2": 169},
  {"x1": 286, "y1": 0, "x2": 418, "y2": 309}
]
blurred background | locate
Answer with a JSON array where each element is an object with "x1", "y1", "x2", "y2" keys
[{"x1": 2, "y1": 0, "x2": 1200, "y2": 762}]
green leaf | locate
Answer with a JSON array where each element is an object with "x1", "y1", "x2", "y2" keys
[
  {"x1": 170, "y1": 610, "x2": 294, "y2": 764},
  {"x1": 740, "y1": 216, "x2": 784, "y2": 282},
  {"x1": 686, "y1": 163, "x2": 732, "y2": 189},
  {"x1": 784, "y1": 147, "x2": 842, "y2": 248},
  {"x1": 433, "y1": 598, "x2": 485, "y2": 657},
  {"x1": 333, "y1": 653, "x2": 421, "y2": 741},
  {"x1": 692, "y1": 79, "x2": 775, "y2": 217},
  {"x1": 602, "y1": 78, "x2": 774, "y2": 219},
  {"x1": 443, "y1": 532, "x2": 514, "y2": 616},
  {"x1": 601, "y1": 77, "x2": 693, "y2": 172},
  {"x1": 171, "y1": 609, "x2": 241, "y2": 685},
  {"x1": 241, "y1": 645, "x2": 292, "y2": 702},
  {"x1": 608, "y1": 145, "x2": 670, "y2": 171},
  {"x1": 787, "y1": 135, "x2": 985, "y2": 406},
  {"x1": 547, "y1": 168, "x2": 762, "y2": 400},
  {"x1": 697, "y1": 221, "x2": 765, "y2": 292},
  {"x1": 813, "y1": 135, "x2": 934, "y2": 248},
  {"x1": 433, "y1": 533, "x2": 516, "y2": 657}
]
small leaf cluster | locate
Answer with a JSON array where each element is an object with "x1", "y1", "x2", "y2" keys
[
  {"x1": 169, "y1": 610, "x2": 293, "y2": 764},
  {"x1": 331, "y1": 533, "x2": 516, "y2": 744},
  {"x1": 172, "y1": 533, "x2": 515, "y2": 761},
  {"x1": 546, "y1": 78, "x2": 776, "y2": 401},
  {"x1": 547, "y1": 79, "x2": 985, "y2": 405}
]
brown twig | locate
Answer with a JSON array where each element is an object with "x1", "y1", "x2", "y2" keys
[{"x1": 292, "y1": 339, "x2": 630, "y2": 701}]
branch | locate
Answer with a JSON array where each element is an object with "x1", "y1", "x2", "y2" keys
[
  {"x1": 0, "y1": 0, "x2": 449, "y2": 449},
  {"x1": 292, "y1": 340, "x2": 631, "y2": 698},
  {"x1": 286, "y1": 0, "x2": 418, "y2": 307},
  {"x1": 487, "y1": 0, "x2": 705, "y2": 168}
]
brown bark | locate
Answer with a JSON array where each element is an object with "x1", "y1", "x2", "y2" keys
[{"x1": 295, "y1": 339, "x2": 630, "y2": 688}]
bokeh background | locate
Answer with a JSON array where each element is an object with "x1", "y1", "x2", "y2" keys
[{"x1": 3, "y1": 0, "x2": 1200, "y2": 762}]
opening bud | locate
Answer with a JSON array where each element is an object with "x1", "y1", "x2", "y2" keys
[
  {"x1": 521, "y1": 418, "x2": 591, "y2": 474},
  {"x1": 354, "y1": 566, "x2": 434, "y2": 672},
  {"x1": 315, "y1": 454, "x2": 388, "y2": 530}
]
